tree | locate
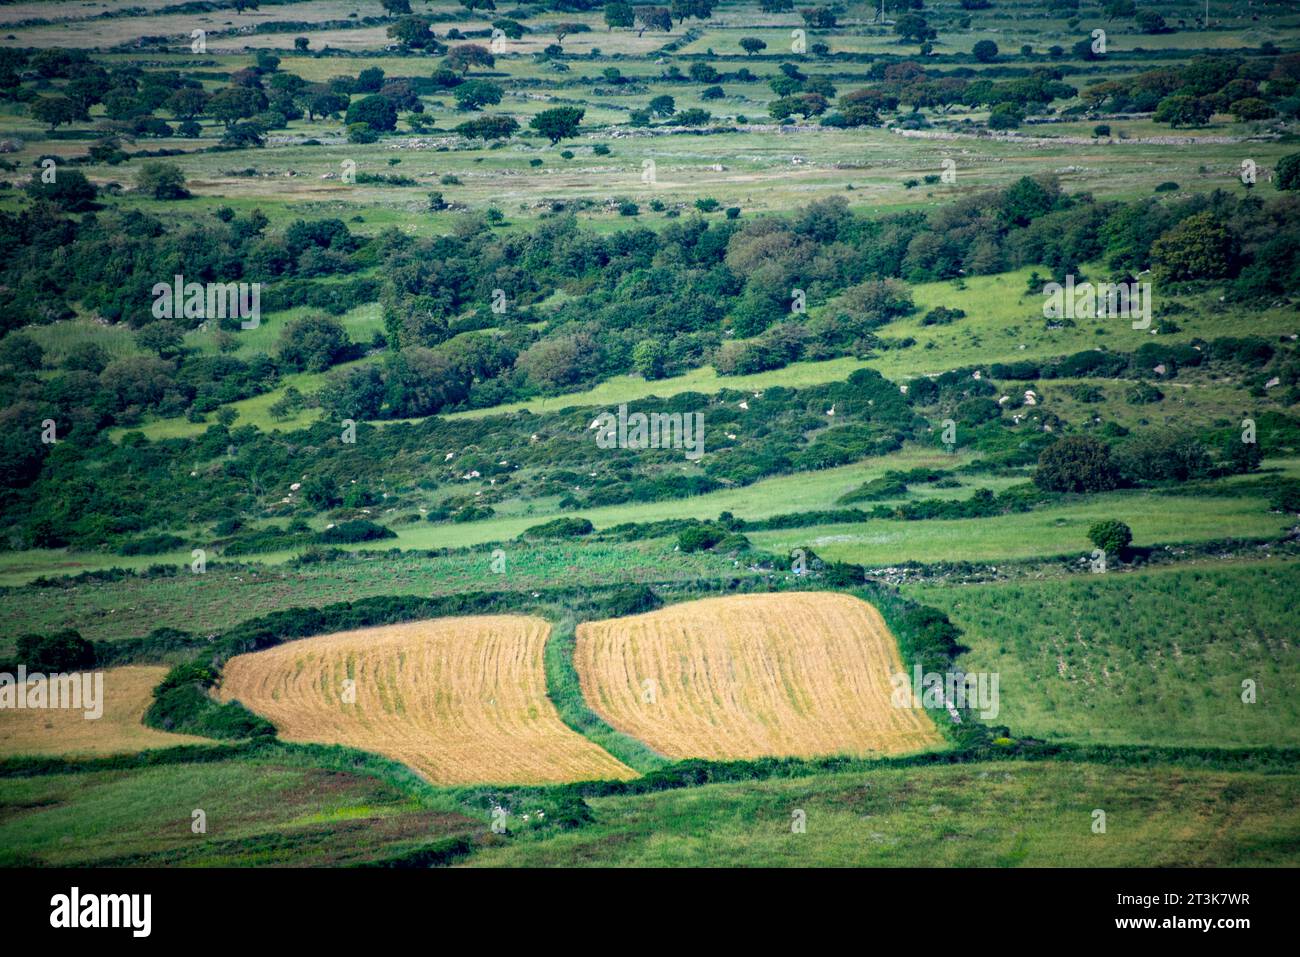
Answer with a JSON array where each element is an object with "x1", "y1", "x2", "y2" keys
[
  {"x1": 799, "y1": 7, "x2": 835, "y2": 28},
  {"x1": 382, "y1": 0, "x2": 412, "y2": 13},
  {"x1": 388, "y1": 16, "x2": 439, "y2": 49},
  {"x1": 632, "y1": 339, "x2": 666, "y2": 379},
  {"x1": 453, "y1": 79, "x2": 503, "y2": 110},
  {"x1": 277, "y1": 315, "x2": 352, "y2": 373},
  {"x1": 894, "y1": 13, "x2": 934, "y2": 44},
  {"x1": 1087, "y1": 519, "x2": 1132, "y2": 557},
  {"x1": 634, "y1": 6, "x2": 672, "y2": 36},
  {"x1": 208, "y1": 87, "x2": 265, "y2": 126},
  {"x1": 0, "y1": 333, "x2": 44, "y2": 372},
  {"x1": 493, "y1": 18, "x2": 525, "y2": 39},
  {"x1": 135, "y1": 321, "x2": 185, "y2": 358},
  {"x1": 445, "y1": 44, "x2": 495, "y2": 73},
  {"x1": 307, "y1": 91, "x2": 348, "y2": 121},
  {"x1": 384, "y1": 346, "x2": 471, "y2": 416},
  {"x1": 1033, "y1": 435, "x2": 1119, "y2": 493},
  {"x1": 136, "y1": 161, "x2": 189, "y2": 199},
  {"x1": 605, "y1": 1, "x2": 635, "y2": 29},
  {"x1": 29, "y1": 96, "x2": 81, "y2": 129},
  {"x1": 972, "y1": 39, "x2": 999, "y2": 63},
  {"x1": 356, "y1": 67, "x2": 386, "y2": 92},
  {"x1": 1276, "y1": 153, "x2": 1300, "y2": 191},
  {"x1": 294, "y1": 36, "x2": 310, "y2": 52},
  {"x1": 530, "y1": 106, "x2": 584, "y2": 144},
  {"x1": 1150, "y1": 211, "x2": 1238, "y2": 282},
  {"x1": 649, "y1": 94, "x2": 676, "y2": 117},
  {"x1": 24, "y1": 168, "x2": 96, "y2": 211},
  {"x1": 346, "y1": 93, "x2": 398, "y2": 131},
  {"x1": 318, "y1": 364, "x2": 385, "y2": 419},
  {"x1": 166, "y1": 87, "x2": 208, "y2": 119},
  {"x1": 1154, "y1": 93, "x2": 1211, "y2": 127},
  {"x1": 1230, "y1": 98, "x2": 1273, "y2": 121},
  {"x1": 552, "y1": 21, "x2": 582, "y2": 45},
  {"x1": 1135, "y1": 10, "x2": 1167, "y2": 33},
  {"x1": 740, "y1": 37, "x2": 767, "y2": 56},
  {"x1": 1104, "y1": 0, "x2": 1135, "y2": 20}
]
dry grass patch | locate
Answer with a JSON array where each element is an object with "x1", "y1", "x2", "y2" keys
[
  {"x1": 576, "y1": 592, "x2": 942, "y2": 761},
  {"x1": 218, "y1": 615, "x2": 636, "y2": 785},
  {"x1": 0, "y1": 665, "x2": 208, "y2": 758}
]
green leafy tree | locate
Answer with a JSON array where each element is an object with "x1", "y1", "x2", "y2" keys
[
  {"x1": 454, "y1": 79, "x2": 504, "y2": 110},
  {"x1": 346, "y1": 94, "x2": 398, "y2": 131},
  {"x1": 166, "y1": 87, "x2": 209, "y2": 119},
  {"x1": 24, "y1": 168, "x2": 96, "y2": 211},
  {"x1": 445, "y1": 44, "x2": 495, "y2": 73},
  {"x1": 135, "y1": 321, "x2": 185, "y2": 358},
  {"x1": 277, "y1": 315, "x2": 352, "y2": 372},
  {"x1": 529, "y1": 106, "x2": 584, "y2": 144},
  {"x1": 1150, "y1": 211, "x2": 1238, "y2": 282},
  {"x1": 136, "y1": 161, "x2": 188, "y2": 199},
  {"x1": 1276, "y1": 153, "x2": 1300, "y2": 191},
  {"x1": 605, "y1": 2, "x2": 635, "y2": 29},
  {"x1": 208, "y1": 87, "x2": 265, "y2": 126},
  {"x1": 739, "y1": 37, "x2": 767, "y2": 56},
  {"x1": 972, "y1": 39, "x2": 999, "y2": 63},
  {"x1": 1033, "y1": 435, "x2": 1119, "y2": 493}
]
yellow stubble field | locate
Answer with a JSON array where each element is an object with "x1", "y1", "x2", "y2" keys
[
  {"x1": 0, "y1": 665, "x2": 209, "y2": 757},
  {"x1": 575, "y1": 592, "x2": 942, "y2": 761},
  {"x1": 217, "y1": 615, "x2": 636, "y2": 785}
]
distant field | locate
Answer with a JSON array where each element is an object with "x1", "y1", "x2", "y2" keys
[
  {"x1": 467, "y1": 760, "x2": 1300, "y2": 867},
  {"x1": 0, "y1": 666, "x2": 207, "y2": 758},
  {"x1": 905, "y1": 561, "x2": 1300, "y2": 749},
  {"x1": 748, "y1": 491, "x2": 1290, "y2": 566},
  {"x1": 218, "y1": 615, "x2": 636, "y2": 785},
  {"x1": 0, "y1": 537, "x2": 751, "y2": 641},
  {"x1": 575, "y1": 592, "x2": 941, "y2": 761}
]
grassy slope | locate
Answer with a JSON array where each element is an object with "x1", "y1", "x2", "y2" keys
[
  {"x1": 0, "y1": 758, "x2": 479, "y2": 867},
  {"x1": 903, "y1": 561, "x2": 1300, "y2": 749},
  {"x1": 465, "y1": 760, "x2": 1300, "y2": 867}
]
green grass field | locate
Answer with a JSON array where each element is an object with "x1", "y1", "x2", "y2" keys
[
  {"x1": 906, "y1": 561, "x2": 1300, "y2": 749},
  {"x1": 466, "y1": 760, "x2": 1300, "y2": 867}
]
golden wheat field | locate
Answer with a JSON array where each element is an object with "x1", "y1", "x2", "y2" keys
[
  {"x1": 217, "y1": 615, "x2": 636, "y2": 785},
  {"x1": 575, "y1": 592, "x2": 942, "y2": 761},
  {"x1": 0, "y1": 665, "x2": 209, "y2": 757}
]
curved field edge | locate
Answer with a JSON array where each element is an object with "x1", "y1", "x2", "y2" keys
[
  {"x1": 215, "y1": 615, "x2": 637, "y2": 786},
  {"x1": 573, "y1": 592, "x2": 943, "y2": 762}
]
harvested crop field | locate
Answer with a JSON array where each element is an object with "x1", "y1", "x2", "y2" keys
[
  {"x1": 0, "y1": 665, "x2": 209, "y2": 758},
  {"x1": 575, "y1": 592, "x2": 942, "y2": 761},
  {"x1": 217, "y1": 615, "x2": 636, "y2": 785}
]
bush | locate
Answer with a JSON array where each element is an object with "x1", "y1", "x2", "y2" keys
[
  {"x1": 522, "y1": 516, "x2": 594, "y2": 538},
  {"x1": 1087, "y1": 519, "x2": 1132, "y2": 556},
  {"x1": 319, "y1": 520, "x2": 397, "y2": 544},
  {"x1": 1033, "y1": 435, "x2": 1119, "y2": 493},
  {"x1": 677, "y1": 523, "x2": 727, "y2": 552},
  {"x1": 15, "y1": 630, "x2": 96, "y2": 671}
]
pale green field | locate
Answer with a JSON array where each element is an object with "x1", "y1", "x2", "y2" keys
[
  {"x1": 748, "y1": 491, "x2": 1291, "y2": 566},
  {"x1": 906, "y1": 560, "x2": 1300, "y2": 748},
  {"x1": 467, "y1": 761, "x2": 1300, "y2": 867}
]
